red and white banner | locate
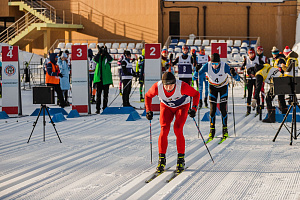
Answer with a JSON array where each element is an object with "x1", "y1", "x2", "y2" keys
[
  {"x1": 2, "y1": 46, "x2": 21, "y2": 115},
  {"x1": 145, "y1": 43, "x2": 161, "y2": 111},
  {"x1": 71, "y1": 45, "x2": 90, "y2": 114}
]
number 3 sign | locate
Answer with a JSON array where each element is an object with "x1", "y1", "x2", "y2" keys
[
  {"x1": 72, "y1": 45, "x2": 87, "y2": 60},
  {"x1": 211, "y1": 43, "x2": 227, "y2": 59}
]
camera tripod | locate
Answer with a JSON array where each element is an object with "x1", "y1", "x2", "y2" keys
[
  {"x1": 273, "y1": 60, "x2": 298, "y2": 145},
  {"x1": 27, "y1": 104, "x2": 62, "y2": 143}
]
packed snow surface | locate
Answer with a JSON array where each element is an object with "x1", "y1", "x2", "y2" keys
[{"x1": 1, "y1": 81, "x2": 300, "y2": 200}]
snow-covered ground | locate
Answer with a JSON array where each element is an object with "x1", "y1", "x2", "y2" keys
[{"x1": 1, "y1": 81, "x2": 300, "y2": 200}]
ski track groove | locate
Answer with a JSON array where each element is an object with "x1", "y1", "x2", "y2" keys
[
  {"x1": 150, "y1": 113, "x2": 259, "y2": 200},
  {"x1": 157, "y1": 113, "x2": 254, "y2": 199},
  {"x1": 0, "y1": 118, "x2": 161, "y2": 199},
  {"x1": 0, "y1": 112, "x2": 141, "y2": 159},
  {"x1": 104, "y1": 112, "x2": 251, "y2": 199},
  {"x1": 0, "y1": 115, "x2": 126, "y2": 170}
]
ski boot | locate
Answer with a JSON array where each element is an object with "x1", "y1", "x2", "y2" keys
[
  {"x1": 222, "y1": 127, "x2": 228, "y2": 139},
  {"x1": 156, "y1": 154, "x2": 166, "y2": 173},
  {"x1": 199, "y1": 99, "x2": 203, "y2": 109},
  {"x1": 206, "y1": 128, "x2": 215, "y2": 143},
  {"x1": 204, "y1": 97, "x2": 208, "y2": 108},
  {"x1": 262, "y1": 107, "x2": 275, "y2": 123},
  {"x1": 140, "y1": 95, "x2": 144, "y2": 102},
  {"x1": 245, "y1": 106, "x2": 251, "y2": 116},
  {"x1": 176, "y1": 154, "x2": 185, "y2": 173}
]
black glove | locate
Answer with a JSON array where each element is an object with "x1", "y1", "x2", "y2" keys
[
  {"x1": 132, "y1": 58, "x2": 136, "y2": 63},
  {"x1": 146, "y1": 111, "x2": 153, "y2": 120},
  {"x1": 188, "y1": 109, "x2": 196, "y2": 118},
  {"x1": 230, "y1": 68, "x2": 237, "y2": 76},
  {"x1": 58, "y1": 73, "x2": 63, "y2": 78}
]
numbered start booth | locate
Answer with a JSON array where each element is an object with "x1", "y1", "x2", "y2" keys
[
  {"x1": 211, "y1": 43, "x2": 227, "y2": 63},
  {"x1": 2, "y1": 46, "x2": 22, "y2": 115},
  {"x1": 145, "y1": 43, "x2": 161, "y2": 112},
  {"x1": 71, "y1": 45, "x2": 90, "y2": 114}
]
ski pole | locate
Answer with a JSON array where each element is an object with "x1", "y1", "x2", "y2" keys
[
  {"x1": 198, "y1": 107, "x2": 200, "y2": 138},
  {"x1": 150, "y1": 120, "x2": 153, "y2": 164},
  {"x1": 192, "y1": 117, "x2": 214, "y2": 163},
  {"x1": 108, "y1": 79, "x2": 132, "y2": 107},
  {"x1": 231, "y1": 76, "x2": 236, "y2": 137},
  {"x1": 129, "y1": 79, "x2": 139, "y2": 98}
]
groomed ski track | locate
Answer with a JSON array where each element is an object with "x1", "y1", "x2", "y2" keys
[{"x1": 1, "y1": 85, "x2": 300, "y2": 199}]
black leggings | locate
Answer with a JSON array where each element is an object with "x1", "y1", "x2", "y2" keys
[
  {"x1": 247, "y1": 79, "x2": 256, "y2": 106},
  {"x1": 209, "y1": 85, "x2": 228, "y2": 128},
  {"x1": 122, "y1": 79, "x2": 132, "y2": 106}
]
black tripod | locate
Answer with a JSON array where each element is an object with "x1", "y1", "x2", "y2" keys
[
  {"x1": 27, "y1": 104, "x2": 62, "y2": 143},
  {"x1": 273, "y1": 60, "x2": 298, "y2": 145}
]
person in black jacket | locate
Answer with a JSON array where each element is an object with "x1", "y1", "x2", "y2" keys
[{"x1": 121, "y1": 51, "x2": 135, "y2": 107}]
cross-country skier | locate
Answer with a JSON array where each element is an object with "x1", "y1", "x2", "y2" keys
[
  {"x1": 251, "y1": 63, "x2": 287, "y2": 123},
  {"x1": 145, "y1": 72, "x2": 200, "y2": 173},
  {"x1": 172, "y1": 45, "x2": 195, "y2": 85},
  {"x1": 194, "y1": 46, "x2": 210, "y2": 108},
  {"x1": 136, "y1": 49, "x2": 145, "y2": 102},
  {"x1": 270, "y1": 46, "x2": 288, "y2": 113},
  {"x1": 121, "y1": 51, "x2": 135, "y2": 107},
  {"x1": 241, "y1": 48, "x2": 263, "y2": 116},
  {"x1": 198, "y1": 53, "x2": 240, "y2": 143}
]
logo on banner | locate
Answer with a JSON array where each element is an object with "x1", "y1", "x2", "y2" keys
[{"x1": 4, "y1": 65, "x2": 16, "y2": 76}]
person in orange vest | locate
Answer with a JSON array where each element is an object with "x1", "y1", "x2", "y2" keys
[{"x1": 46, "y1": 53, "x2": 65, "y2": 108}]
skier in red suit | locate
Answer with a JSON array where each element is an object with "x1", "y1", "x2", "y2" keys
[{"x1": 145, "y1": 72, "x2": 200, "y2": 173}]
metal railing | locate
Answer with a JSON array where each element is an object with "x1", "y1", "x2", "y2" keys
[
  {"x1": 0, "y1": 9, "x2": 44, "y2": 44},
  {"x1": 9, "y1": 0, "x2": 59, "y2": 23}
]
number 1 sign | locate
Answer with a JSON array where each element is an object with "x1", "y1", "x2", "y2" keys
[{"x1": 211, "y1": 43, "x2": 227, "y2": 59}]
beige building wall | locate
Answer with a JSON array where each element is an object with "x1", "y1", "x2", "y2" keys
[
  {"x1": 45, "y1": 0, "x2": 159, "y2": 43},
  {"x1": 161, "y1": 1, "x2": 297, "y2": 57}
]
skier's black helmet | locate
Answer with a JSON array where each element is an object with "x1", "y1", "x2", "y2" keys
[
  {"x1": 211, "y1": 53, "x2": 220, "y2": 63},
  {"x1": 124, "y1": 50, "x2": 131, "y2": 57},
  {"x1": 162, "y1": 72, "x2": 176, "y2": 85}
]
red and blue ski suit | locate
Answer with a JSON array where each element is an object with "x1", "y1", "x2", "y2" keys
[{"x1": 145, "y1": 80, "x2": 200, "y2": 154}]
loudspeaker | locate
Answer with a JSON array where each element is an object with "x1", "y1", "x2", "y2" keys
[
  {"x1": 33, "y1": 86, "x2": 55, "y2": 104},
  {"x1": 272, "y1": 77, "x2": 300, "y2": 95}
]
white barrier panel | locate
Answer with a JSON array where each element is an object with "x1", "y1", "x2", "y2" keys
[
  {"x1": 2, "y1": 46, "x2": 21, "y2": 115},
  {"x1": 71, "y1": 45, "x2": 90, "y2": 114},
  {"x1": 145, "y1": 43, "x2": 161, "y2": 111}
]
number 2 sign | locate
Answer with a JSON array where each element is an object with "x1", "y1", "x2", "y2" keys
[
  {"x1": 211, "y1": 43, "x2": 227, "y2": 58},
  {"x1": 145, "y1": 44, "x2": 161, "y2": 59},
  {"x1": 72, "y1": 45, "x2": 87, "y2": 60}
]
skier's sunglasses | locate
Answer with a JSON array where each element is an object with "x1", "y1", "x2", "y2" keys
[{"x1": 212, "y1": 62, "x2": 219, "y2": 66}]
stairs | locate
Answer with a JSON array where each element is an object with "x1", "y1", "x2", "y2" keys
[{"x1": 2, "y1": 0, "x2": 83, "y2": 48}]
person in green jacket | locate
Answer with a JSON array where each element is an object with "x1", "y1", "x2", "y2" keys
[{"x1": 93, "y1": 46, "x2": 113, "y2": 114}]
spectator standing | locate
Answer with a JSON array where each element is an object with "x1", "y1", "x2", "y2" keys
[
  {"x1": 88, "y1": 49, "x2": 96, "y2": 104},
  {"x1": 57, "y1": 53, "x2": 70, "y2": 106},
  {"x1": 93, "y1": 46, "x2": 113, "y2": 114},
  {"x1": 46, "y1": 53, "x2": 65, "y2": 108}
]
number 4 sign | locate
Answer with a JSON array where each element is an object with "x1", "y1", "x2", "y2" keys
[{"x1": 211, "y1": 43, "x2": 227, "y2": 59}]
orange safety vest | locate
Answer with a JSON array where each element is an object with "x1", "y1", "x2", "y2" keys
[{"x1": 46, "y1": 62, "x2": 60, "y2": 84}]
